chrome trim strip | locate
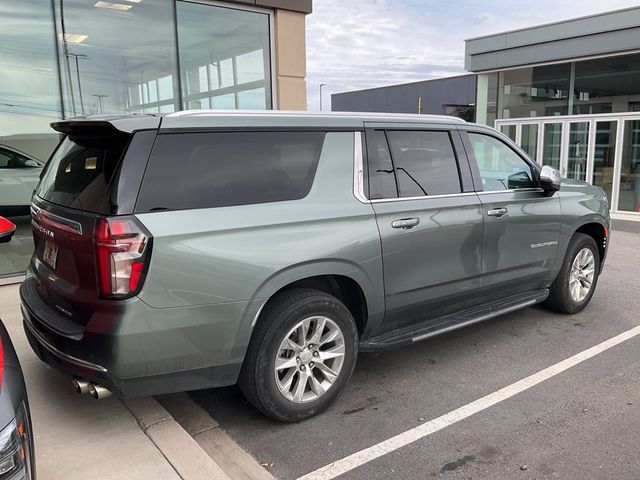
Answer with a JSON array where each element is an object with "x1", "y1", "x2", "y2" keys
[
  {"x1": 22, "y1": 306, "x2": 108, "y2": 373},
  {"x1": 477, "y1": 188, "x2": 544, "y2": 195},
  {"x1": 353, "y1": 132, "x2": 370, "y2": 203},
  {"x1": 371, "y1": 192, "x2": 479, "y2": 203},
  {"x1": 412, "y1": 299, "x2": 538, "y2": 343},
  {"x1": 32, "y1": 203, "x2": 83, "y2": 235}
]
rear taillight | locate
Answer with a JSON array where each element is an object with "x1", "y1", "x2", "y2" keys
[{"x1": 95, "y1": 217, "x2": 152, "y2": 299}]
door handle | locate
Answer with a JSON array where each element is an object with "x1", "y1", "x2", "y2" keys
[
  {"x1": 487, "y1": 207, "x2": 508, "y2": 218},
  {"x1": 391, "y1": 218, "x2": 419, "y2": 229}
]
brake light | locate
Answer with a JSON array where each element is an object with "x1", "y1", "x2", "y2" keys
[{"x1": 95, "y1": 217, "x2": 151, "y2": 298}]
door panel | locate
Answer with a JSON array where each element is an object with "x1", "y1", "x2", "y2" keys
[
  {"x1": 463, "y1": 129, "x2": 562, "y2": 297},
  {"x1": 478, "y1": 190, "x2": 561, "y2": 294},
  {"x1": 373, "y1": 195, "x2": 484, "y2": 327}
]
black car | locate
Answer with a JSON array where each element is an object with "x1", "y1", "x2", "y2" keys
[{"x1": 0, "y1": 217, "x2": 36, "y2": 479}]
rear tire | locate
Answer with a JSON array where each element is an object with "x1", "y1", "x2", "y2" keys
[
  {"x1": 545, "y1": 233, "x2": 600, "y2": 314},
  {"x1": 239, "y1": 288, "x2": 358, "y2": 422}
]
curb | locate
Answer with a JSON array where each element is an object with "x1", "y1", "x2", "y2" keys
[
  {"x1": 156, "y1": 393, "x2": 277, "y2": 480},
  {"x1": 124, "y1": 396, "x2": 232, "y2": 480}
]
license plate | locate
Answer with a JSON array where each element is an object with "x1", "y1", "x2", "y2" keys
[{"x1": 43, "y1": 240, "x2": 58, "y2": 270}]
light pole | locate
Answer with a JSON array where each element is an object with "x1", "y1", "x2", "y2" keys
[
  {"x1": 66, "y1": 52, "x2": 88, "y2": 115},
  {"x1": 319, "y1": 83, "x2": 327, "y2": 111}
]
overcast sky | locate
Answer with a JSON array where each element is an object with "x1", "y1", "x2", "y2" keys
[{"x1": 306, "y1": 0, "x2": 640, "y2": 111}]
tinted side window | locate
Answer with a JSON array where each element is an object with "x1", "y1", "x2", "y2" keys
[
  {"x1": 386, "y1": 130, "x2": 461, "y2": 197},
  {"x1": 136, "y1": 131, "x2": 325, "y2": 212},
  {"x1": 467, "y1": 133, "x2": 536, "y2": 191},
  {"x1": 368, "y1": 131, "x2": 397, "y2": 199},
  {"x1": 0, "y1": 149, "x2": 29, "y2": 168}
]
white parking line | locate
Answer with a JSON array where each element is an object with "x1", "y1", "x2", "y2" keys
[{"x1": 297, "y1": 324, "x2": 640, "y2": 480}]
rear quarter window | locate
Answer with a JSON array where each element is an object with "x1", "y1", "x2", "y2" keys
[{"x1": 135, "y1": 131, "x2": 325, "y2": 212}]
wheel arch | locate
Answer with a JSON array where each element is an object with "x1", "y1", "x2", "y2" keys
[{"x1": 572, "y1": 217, "x2": 609, "y2": 265}]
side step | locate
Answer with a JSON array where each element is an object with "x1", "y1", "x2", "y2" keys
[{"x1": 360, "y1": 289, "x2": 549, "y2": 351}]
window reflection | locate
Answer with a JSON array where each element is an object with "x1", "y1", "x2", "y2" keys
[
  {"x1": 54, "y1": 0, "x2": 180, "y2": 116},
  {"x1": 176, "y1": 1, "x2": 272, "y2": 110}
]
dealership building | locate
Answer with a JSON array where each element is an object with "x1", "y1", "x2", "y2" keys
[
  {"x1": 468, "y1": 7, "x2": 640, "y2": 217},
  {"x1": 334, "y1": 6, "x2": 640, "y2": 218}
]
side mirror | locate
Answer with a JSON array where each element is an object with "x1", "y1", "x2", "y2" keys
[
  {"x1": 0, "y1": 217, "x2": 16, "y2": 244},
  {"x1": 539, "y1": 165, "x2": 561, "y2": 193},
  {"x1": 24, "y1": 160, "x2": 40, "y2": 168}
]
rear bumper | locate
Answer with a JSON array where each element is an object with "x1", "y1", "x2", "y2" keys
[{"x1": 20, "y1": 277, "x2": 245, "y2": 397}]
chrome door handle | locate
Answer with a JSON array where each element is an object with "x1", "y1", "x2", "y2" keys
[
  {"x1": 391, "y1": 218, "x2": 419, "y2": 229},
  {"x1": 487, "y1": 207, "x2": 508, "y2": 218}
]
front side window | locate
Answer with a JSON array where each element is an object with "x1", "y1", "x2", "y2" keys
[
  {"x1": 136, "y1": 131, "x2": 325, "y2": 212},
  {"x1": 467, "y1": 133, "x2": 536, "y2": 191},
  {"x1": 386, "y1": 130, "x2": 461, "y2": 197}
]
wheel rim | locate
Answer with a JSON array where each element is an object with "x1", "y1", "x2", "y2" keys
[
  {"x1": 569, "y1": 247, "x2": 596, "y2": 303},
  {"x1": 274, "y1": 316, "x2": 346, "y2": 404}
]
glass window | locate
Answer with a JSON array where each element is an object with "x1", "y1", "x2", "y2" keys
[
  {"x1": 521, "y1": 124, "x2": 539, "y2": 162},
  {"x1": 386, "y1": 131, "x2": 461, "y2": 197},
  {"x1": 592, "y1": 121, "x2": 617, "y2": 206},
  {"x1": 573, "y1": 53, "x2": 640, "y2": 115},
  {"x1": 467, "y1": 133, "x2": 536, "y2": 191},
  {"x1": 499, "y1": 64, "x2": 570, "y2": 119},
  {"x1": 368, "y1": 131, "x2": 397, "y2": 199},
  {"x1": 475, "y1": 73, "x2": 498, "y2": 126},
  {"x1": 54, "y1": 0, "x2": 179, "y2": 116},
  {"x1": 567, "y1": 122, "x2": 589, "y2": 181},
  {"x1": 176, "y1": 1, "x2": 272, "y2": 110},
  {"x1": 37, "y1": 131, "x2": 131, "y2": 214},
  {"x1": 500, "y1": 125, "x2": 516, "y2": 142},
  {"x1": 0, "y1": 147, "x2": 41, "y2": 169},
  {"x1": 618, "y1": 120, "x2": 640, "y2": 212},
  {"x1": 136, "y1": 132, "x2": 325, "y2": 212},
  {"x1": 542, "y1": 123, "x2": 563, "y2": 171},
  {"x1": 0, "y1": 0, "x2": 62, "y2": 278}
]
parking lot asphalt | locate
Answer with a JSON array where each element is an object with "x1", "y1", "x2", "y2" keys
[{"x1": 191, "y1": 226, "x2": 640, "y2": 480}]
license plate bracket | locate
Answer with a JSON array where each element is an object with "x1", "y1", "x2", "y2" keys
[{"x1": 43, "y1": 240, "x2": 58, "y2": 270}]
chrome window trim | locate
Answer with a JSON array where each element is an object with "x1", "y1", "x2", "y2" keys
[
  {"x1": 370, "y1": 192, "x2": 479, "y2": 203},
  {"x1": 353, "y1": 132, "x2": 370, "y2": 203},
  {"x1": 477, "y1": 188, "x2": 544, "y2": 195}
]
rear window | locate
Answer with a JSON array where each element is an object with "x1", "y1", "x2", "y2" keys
[
  {"x1": 36, "y1": 132, "x2": 130, "y2": 214},
  {"x1": 135, "y1": 131, "x2": 325, "y2": 212}
]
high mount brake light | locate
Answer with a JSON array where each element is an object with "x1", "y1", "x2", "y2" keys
[{"x1": 95, "y1": 217, "x2": 151, "y2": 298}]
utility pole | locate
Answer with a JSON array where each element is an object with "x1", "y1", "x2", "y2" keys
[
  {"x1": 93, "y1": 94, "x2": 108, "y2": 114},
  {"x1": 319, "y1": 83, "x2": 327, "y2": 111}
]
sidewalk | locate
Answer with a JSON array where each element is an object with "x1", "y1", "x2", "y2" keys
[{"x1": 0, "y1": 283, "x2": 226, "y2": 480}]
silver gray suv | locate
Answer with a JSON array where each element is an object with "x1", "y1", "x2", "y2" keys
[{"x1": 21, "y1": 111, "x2": 609, "y2": 421}]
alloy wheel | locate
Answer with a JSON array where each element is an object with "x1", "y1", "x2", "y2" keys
[{"x1": 274, "y1": 316, "x2": 346, "y2": 403}]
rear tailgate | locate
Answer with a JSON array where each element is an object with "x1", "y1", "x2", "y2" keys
[{"x1": 29, "y1": 122, "x2": 154, "y2": 327}]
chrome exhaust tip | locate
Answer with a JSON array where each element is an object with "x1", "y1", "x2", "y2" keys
[
  {"x1": 72, "y1": 378, "x2": 91, "y2": 395},
  {"x1": 89, "y1": 384, "x2": 112, "y2": 400}
]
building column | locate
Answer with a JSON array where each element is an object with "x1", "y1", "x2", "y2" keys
[{"x1": 273, "y1": 9, "x2": 307, "y2": 110}]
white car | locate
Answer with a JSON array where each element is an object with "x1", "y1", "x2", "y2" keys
[{"x1": 0, "y1": 145, "x2": 43, "y2": 216}]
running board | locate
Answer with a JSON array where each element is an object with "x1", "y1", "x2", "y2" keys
[{"x1": 360, "y1": 289, "x2": 549, "y2": 351}]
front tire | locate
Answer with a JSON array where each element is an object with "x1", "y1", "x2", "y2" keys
[
  {"x1": 239, "y1": 288, "x2": 358, "y2": 422},
  {"x1": 545, "y1": 233, "x2": 600, "y2": 314}
]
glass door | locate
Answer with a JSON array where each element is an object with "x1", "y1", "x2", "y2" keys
[
  {"x1": 592, "y1": 121, "x2": 617, "y2": 206},
  {"x1": 566, "y1": 121, "x2": 589, "y2": 181},
  {"x1": 520, "y1": 124, "x2": 539, "y2": 163},
  {"x1": 618, "y1": 120, "x2": 640, "y2": 212},
  {"x1": 542, "y1": 123, "x2": 563, "y2": 171},
  {"x1": 499, "y1": 124, "x2": 516, "y2": 142}
]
